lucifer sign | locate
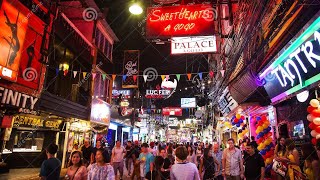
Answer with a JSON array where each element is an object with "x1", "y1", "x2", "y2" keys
[
  {"x1": 146, "y1": 4, "x2": 215, "y2": 39},
  {"x1": 171, "y1": 36, "x2": 217, "y2": 54}
]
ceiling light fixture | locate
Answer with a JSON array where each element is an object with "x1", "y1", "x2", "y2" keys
[{"x1": 129, "y1": 3, "x2": 143, "y2": 15}]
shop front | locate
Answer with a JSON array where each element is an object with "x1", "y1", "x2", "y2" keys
[
  {"x1": 1, "y1": 114, "x2": 62, "y2": 168},
  {"x1": 259, "y1": 13, "x2": 320, "y2": 142}
]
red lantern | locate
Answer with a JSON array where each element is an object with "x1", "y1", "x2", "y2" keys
[
  {"x1": 315, "y1": 126, "x2": 320, "y2": 133},
  {"x1": 307, "y1": 106, "x2": 317, "y2": 114},
  {"x1": 311, "y1": 138, "x2": 317, "y2": 145},
  {"x1": 309, "y1": 122, "x2": 317, "y2": 130},
  {"x1": 312, "y1": 109, "x2": 320, "y2": 117}
]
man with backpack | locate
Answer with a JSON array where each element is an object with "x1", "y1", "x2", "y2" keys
[{"x1": 111, "y1": 140, "x2": 126, "y2": 180}]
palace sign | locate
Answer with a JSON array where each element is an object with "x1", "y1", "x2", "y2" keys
[
  {"x1": 259, "y1": 16, "x2": 320, "y2": 103},
  {"x1": 146, "y1": 4, "x2": 215, "y2": 39},
  {"x1": 171, "y1": 36, "x2": 217, "y2": 54}
]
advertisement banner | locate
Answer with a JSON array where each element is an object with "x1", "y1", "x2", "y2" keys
[
  {"x1": 0, "y1": 0, "x2": 50, "y2": 89},
  {"x1": 146, "y1": 4, "x2": 215, "y2": 39},
  {"x1": 162, "y1": 107, "x2": 182, "y2": 116},
  {"x1": 90, "y1": 98, "x2": 111, "y2": 126},
  {"x1": 259, "y1": 16, "x2": 320, "y2": 103},
  {"x1": 122, "y1": 50, "x2": 139, "y2": 88},
  {"x1": 171, "y1": 36, "x2": 217, "y2": 54}
]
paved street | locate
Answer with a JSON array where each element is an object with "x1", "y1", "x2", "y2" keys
[{"x1": 0, "y1": 165, "x2": 134, "y2": 180}]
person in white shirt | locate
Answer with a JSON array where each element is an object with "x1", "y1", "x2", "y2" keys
[
  {"x1": 170, "y1": 146, "x2": 200, "y2": 180},
  {"x1": 111, "y1": 140, "x2": 126, "y2": 180},
  {"x1": 222, "y1": 138, "x2": 244, "y2": 180}
]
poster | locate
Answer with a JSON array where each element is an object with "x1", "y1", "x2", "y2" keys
[
  {"x1": 122, "y1": 50, "x2": 139, "y2": 88},
  {"x1": 0, "y1": 0, "x2": 51, "y2": 90}
]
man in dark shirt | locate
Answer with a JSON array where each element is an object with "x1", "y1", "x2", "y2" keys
[
  {"x1": 243, "y1": 142, "x2": 265, "y2": 180},
  {"x1": 40, "y1": 143, "x2": 61, "y2": 180},
  {"x1": 251, "y1": 136, "x2": 258, "y2": 149},
  {"x1": 125, "y1": 141, "x2": 133, "y2": 176},
  {"x1": 81, "y1": 139, "x2": 93, "y2": 166}
]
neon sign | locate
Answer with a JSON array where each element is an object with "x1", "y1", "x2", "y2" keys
[
  {"x1": 259, "y1": 16, "x2": 320, "y2": 103},
  {"x1": 146, "y1": 4, "x2": 215, "y2": 39}
]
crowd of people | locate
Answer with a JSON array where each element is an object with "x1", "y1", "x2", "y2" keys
[{"x1": 38, "y1": 137, "x2": 320, "y2": 180}]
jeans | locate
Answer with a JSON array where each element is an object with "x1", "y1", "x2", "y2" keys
[
  {"x1": 126, "y1": 158, "x2": 133, "y2": 174},
  {"x1": 113, "y1": 161, "x2": 124, "y2": 177}
]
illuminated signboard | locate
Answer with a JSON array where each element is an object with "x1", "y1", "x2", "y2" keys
[
  {"x1": 162, "y1": 107, "x2": 182, "y2": 116},
  {"x1": 218, "y1": 87, "x2": 238, "y2": 116},
  {"x1": 112, "y1": 90, "x2": 131, "y2": 98},
  {"x1": 13, "y1": 115, "x2": 62, "y2": 130},
  {"x1": 171, "y1": 36, "x2": 217, "y2": 54},
  {"x1": 146, "y1": 4, "x2": 215, "y2": 39},
  {"x1": 0, "y1": 0, "x2": 50, "y2": 89},
  {"x1": 181, "y1": 98, "x2": 196, "y2": 108},
  {"x1": 0, "y1": 86, "x2": 39, "y2": 114},
  {"x1": 259, "y1": 16, "x2": 320, "y2": 103},
  {"x1": 90, "y1": 98, "x2": 111, "y2": 126}
]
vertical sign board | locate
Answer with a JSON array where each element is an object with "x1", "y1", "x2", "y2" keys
[
  {"x1": 259, "y1": 16, "x2": 320, "y2": 103},
  {"x1": 218, "y1": 87, "x2": 238, "y2": 116},
  {"x1": 146, "y1": 4, "x2": 215, "y2": 39},
  {"x1": 122, "y1": 50, "x2": 139, "y2": 88},
  {"x1": 0, "y1": 0, "x2": 51, "y2": 89}
]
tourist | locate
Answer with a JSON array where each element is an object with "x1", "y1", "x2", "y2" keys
[
  {"x1": 196, "y1": 144, "x2": 203, "y2": 168},
  {"x1": 301, "y1": 143, "x2": 319, "y2": 180},
  {"x1": 199, "y1": 148, "x2": 220, "y2": 180},
  {"x1": 125, "y1": 141, "x2": 134, "y2": 176},
  {"x1": 222, "y1": 138, "x2": 244, "y2": 180},
  {"x1": 212, "y1": 143, "x2": 223, "y2": 180},
  {"x1": 243, "y1": 142, "x2": 265, "y2": 180},
  {"x1": 40, "y1": 143, "x2": 62, "y2": 180},
  {"x1": 170, "y1": 146, "x2": 200, "y2": 180},
  {"x1": 139, "y1": 143, "x2": 155, "y2": 179},
  {"x1": 91, "y1": 141, "x2": 106, "y2": 164},
  {"x1": 131, "y1": 141, "x2": 141, "y2": 180},
  {"x1": 87, "y1": 149, "x2": 114, "y2": 179},
  {"x1": 159, "y1": 149, "x2": 171, "y2": 180},
  {"x1": 81, "y1": 139, "x2": 93, "y2": 166},
  {"x1": 66, "y1": 151, "x2": 87, "y2": 180},
  {"x1": 187, "y1": 145, "x2": 197, "y2": 165},
  {"x1": 146, "y1": 156, "x2": 163, "y2": 180},
  {"x1": 250, "y1": 136, "x2": 258, "y2": 149},
  {"x1": 111, "y1": 140, "x2": 126, "y2": 180}
]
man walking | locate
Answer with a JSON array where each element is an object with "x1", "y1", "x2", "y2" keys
[
  {"x1": 139, "y1": 143, "x2": 154, "y2": 179},
  {"x1": 222, "y1": 138, "x2": 244, "y2": 180},
  {"x1": 40, "y1": 143, "x2": 61, "y2": 180},
  {"x1": 125, "y1": 141, "x2": 134, "y2": 176},
  {"x1": 81, "y1": 139, "x2": 92, "y2": 166},
  {"x1": 243, "y1": 142, "x2": 265, "y2": 180},
  {"x1": 111, "y1": 140, "x2": 126, "y2": 180},
  {"x1": 213, "y1": 143, "x2": 223, "y2": 180}
]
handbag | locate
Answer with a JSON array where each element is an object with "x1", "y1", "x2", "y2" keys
[{"x1": 272, "y1": 159, "x2": 288, "y2": 177}]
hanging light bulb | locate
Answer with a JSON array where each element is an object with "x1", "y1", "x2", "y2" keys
[
  {"x1": 297, "y1": 90, "x2": 309, "y2": 102},
  {"x1": 129, "y1": 3, "x2": 143, "y2": 15}
]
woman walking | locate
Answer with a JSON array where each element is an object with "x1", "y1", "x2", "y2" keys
[
  {"x1": 87, "y1": 149, "x2": 115, "y2": 180},
  {"x1": 66, "y1": 151, "x2": 87, "y2": 180}
]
